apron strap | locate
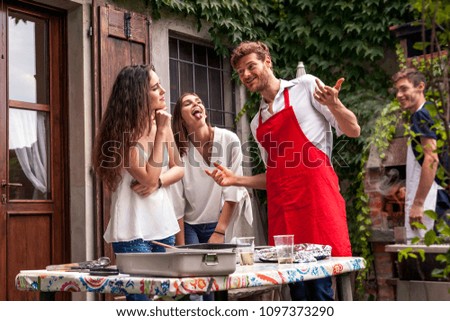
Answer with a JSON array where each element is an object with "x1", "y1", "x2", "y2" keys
[
  {"x1": 283, "y1": 88, "x2": 290, "y2": 108},
  {"x1": 259, "y1": 87, "x2": 292, "y2": 126}
]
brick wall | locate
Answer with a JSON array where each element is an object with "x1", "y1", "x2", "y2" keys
[
  {"x1": 372, "y1": 243, "x2": 396, "y2": 300},
  {"x1": 364, "y1": 133, "x2": 408, "y2": 300}
]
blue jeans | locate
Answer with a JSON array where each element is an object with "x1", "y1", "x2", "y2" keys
[
  {"x1": 112, "y1": 236, "x2": 175, "y2": 301},
  {"x1": 184, "y1": 222, "x2": 217, "y2": 301},
  {"x1": 289, "y1": 277, "x2": 334, "y2": 301},
  {"x1": 184, "y1": 222, "x2": 217, "y2": 244},
  {"x1": 436, "y1": 189, "x2": 450, "y2": 225}
]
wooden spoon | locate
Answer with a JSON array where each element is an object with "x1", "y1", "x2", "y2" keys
[{"x1": 150, "y1": 240, "x2": 179, "y2": 250}]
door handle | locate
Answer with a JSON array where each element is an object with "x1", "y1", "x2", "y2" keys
[
  {"x1": 1, "y1": 180, "x2": 22, "y2": 204},
  {"x1": 1, "y1": 180, "x2": 23, "y2": 187}
]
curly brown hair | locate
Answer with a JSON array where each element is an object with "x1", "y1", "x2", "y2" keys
[
  {"x1": 230, "y1": 41, "x2": 271, "y2": 69},
  {"x1": 92, "y1": 64, "x2": 155, "y2": 191},
  {"x1": 172, "y1": 92, "x2": 211, "y2": 157}
]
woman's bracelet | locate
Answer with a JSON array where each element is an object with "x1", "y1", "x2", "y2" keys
[{"x1": 213, "y1": 230, "x2": 225, "y2": 236}]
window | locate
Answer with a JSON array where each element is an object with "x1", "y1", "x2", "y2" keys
[
  {"x1": 8, "y1": 10, "x2": 51, "y2": 200},
  {"x1": 169, "y1": 36, "x2": 235, "y2": 131}
]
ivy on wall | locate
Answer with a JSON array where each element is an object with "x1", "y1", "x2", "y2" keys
[{"x1": 145, "y1": 0, "x2": 412, "y2": 88}]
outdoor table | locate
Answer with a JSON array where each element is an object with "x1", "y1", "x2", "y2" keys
[{"x1": 15, "y1": 256, "x2": 365, "y2": 301}]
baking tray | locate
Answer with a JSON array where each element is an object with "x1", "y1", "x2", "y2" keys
[
  {"x1": 116, "y1": 251, "x2": 237, "y2": 277},
  {"x1": 175, "y1": 243, "x2": 238, "y2": 252}
]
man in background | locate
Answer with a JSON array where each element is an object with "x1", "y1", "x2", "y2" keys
[{"x1": 392, "y1": 68, "x2": 450, "y2": 241}]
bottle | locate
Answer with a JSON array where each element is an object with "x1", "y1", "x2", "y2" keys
[{"x1": 296, "y1": 61, "x2": 306, "y2": 77}]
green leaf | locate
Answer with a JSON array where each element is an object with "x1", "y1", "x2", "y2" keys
[
  {"x1": 436, "y1": 254, "x2": 448, "y2": 263},
  {"x1": 418, "y1": 249, "x2": 426, "y2": 261},
  {"x1": 411, "y1": 221, "x2": 427, "y2": 230},
  {"x1": 414, "y1": 144, "x2": 423, "y2": 154},
  {"x1": 424, "y1": 230, "x2": 437, "y2": 245},
  {"x1": 424, "y1": 210, "x2": 438, "y2": 220},
  {"x1": 431, "y1": 268, "x2": 444, "y2": 278},
  {"x1": 398, "y1": 248, "x2": 413, "y2": 262},
  {"x1": 412, "y1": 41, "x2": 431, "y2": 51}
]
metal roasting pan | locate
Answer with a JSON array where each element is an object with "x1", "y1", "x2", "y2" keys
[{"x1": 116, "y1": 251, "x2": 237, "y2": 277}]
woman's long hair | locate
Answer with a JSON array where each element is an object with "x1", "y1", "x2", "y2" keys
[
  {"x1": 92, "y1": 64, "x2": 154, "y2": 191},
  {"x1": 172, "y1": 92, "x2": 211, "y2": 157}
]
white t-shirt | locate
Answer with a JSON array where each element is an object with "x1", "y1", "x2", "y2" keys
[
  {"x1": 250, "y1": 75, "x2": 343, "y2": 165},
  {"x1": 404, "y1": 103, "x2": 442, "y2": 241},
  {"x1": 170, "y1": 127, "x2": 246, "y2": 224},
  {"x1": 103, "y1": 148, "x2": 180, "y2": 243},
  {"x1": 405, "y1": 143, "x2": 439, "y2": 241}
]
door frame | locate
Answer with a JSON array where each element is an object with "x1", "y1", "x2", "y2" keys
[{"x1": 0, "y1": 0, "x2": 69, "y2": 300}]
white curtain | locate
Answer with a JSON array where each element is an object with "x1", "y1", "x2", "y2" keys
[{"x1": 9, "y1": 109, "x2": 48, "y2": 197}]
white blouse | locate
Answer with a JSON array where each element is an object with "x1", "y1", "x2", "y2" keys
[
  {"x1": 103, "y1": 148, "x2": 180, "y2": 243},
  {"x1": 170, "y1": 127, "x2": 249, "y2": 225}
]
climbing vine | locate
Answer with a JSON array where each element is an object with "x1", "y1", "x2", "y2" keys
[{"x1": 350, "y1": 99, "x2": 401, "y2": 298}]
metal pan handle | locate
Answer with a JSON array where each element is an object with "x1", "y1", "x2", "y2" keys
[{"x1": 203, "y1": 253, "x2": 219, "y2": 266}]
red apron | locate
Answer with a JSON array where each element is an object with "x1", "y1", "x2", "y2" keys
[{"x1": 256, "y1": 88, "x2": 351, "y2": 256}]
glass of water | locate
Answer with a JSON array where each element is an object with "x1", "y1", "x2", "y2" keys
[
  {"x1": 273, "y1": 234, "x2": 294, "y2": 264},
  {"x1": 236, "y1": 237, "x2": 255, "y2": 266}
]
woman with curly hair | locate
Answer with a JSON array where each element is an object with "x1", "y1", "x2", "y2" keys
[{"x1": 92, "y1": 65, "x2": 183, "y2": 300}]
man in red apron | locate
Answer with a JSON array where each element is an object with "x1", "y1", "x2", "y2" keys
[{"x1": 206, "y1": 41, "x2": 360, "y2": 300}]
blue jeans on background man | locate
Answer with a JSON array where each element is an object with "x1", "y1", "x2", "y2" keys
[
  {"x1": 289, "y1": 277, "x2": 334, "y2": 301},
  {"x1": 436, "y1": 189, "x2": 450, "y2": 225},
  {"x1": 184, "y1": 222, "x2": 217, "y2": 301},
  {"x1": 112, "y1": 235, "x2": 175, "y2": 301}
]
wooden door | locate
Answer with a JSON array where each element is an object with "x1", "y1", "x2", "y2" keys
[
  {"x1": 0, "y1": 1, "x2": 67, "y2": 300},
  {"x1": 93, "y1": 3, "x2": 151, "y2": 262}
]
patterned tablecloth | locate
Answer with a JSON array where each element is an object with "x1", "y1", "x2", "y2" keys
[{"x1": 16, "y1": 257, "x2": 365, "y2": 297}]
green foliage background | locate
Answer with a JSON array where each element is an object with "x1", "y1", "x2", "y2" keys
[{"x1": 144, "y1": 0, "x2": 413, "y2": 87}]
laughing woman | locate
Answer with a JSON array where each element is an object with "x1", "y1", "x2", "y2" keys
[{"x1": 170, "y1": 92, "x2": 259, "y2": 248}]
